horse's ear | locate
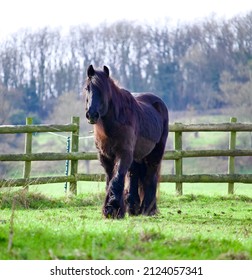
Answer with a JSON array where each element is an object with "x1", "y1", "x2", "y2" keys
[
  {"x1": 87, "y1": 65, "x2": 95, "y2": 78},
  {"x1": 103, "y1": 65, "x2": 109, "y2": 77}
]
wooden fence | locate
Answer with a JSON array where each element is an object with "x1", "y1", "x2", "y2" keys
[{"x1": 1, "y1": 116, "x2": 252, "y2": 195}]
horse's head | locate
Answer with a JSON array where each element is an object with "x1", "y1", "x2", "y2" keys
[{"x1": 84, "y1": 65, "x2": 110, "y2": 124}]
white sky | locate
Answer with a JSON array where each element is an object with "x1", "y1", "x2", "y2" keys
[{"x1": 1, "y1": 0, "x2": 252, "y2": 40}]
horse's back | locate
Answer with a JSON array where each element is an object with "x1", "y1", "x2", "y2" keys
[
  {"x1": 134, "y1": 92, "x2": 168, "y2": 117},
  {"x1": 134, "y1": 92, "x2": 165, "y2": 105},
  {"x1": 133, "y1": 92, "x2": 168, "y2": 143}
]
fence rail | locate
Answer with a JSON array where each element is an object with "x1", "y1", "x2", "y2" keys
[
  {"x1": 1, "y1": 116, "x2": 252, "y2": 195},
  {"x1": 1, "y1": 149, "x2": 252, "y2": 162},
  {"x1": 0, "y1": 124, "x2": 78, "y2": 134}
]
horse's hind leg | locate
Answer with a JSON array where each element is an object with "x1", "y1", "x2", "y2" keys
[
  {"x1": 141, "y1": 110, "x2": 168, "y2": 215},
  {"x1": 140, "y1": 140, "x2": 166, "y2": 215},
  {"x1": 140, "y1": 162, "x2": 159, "y2": 215},
  {"x1": 125, "y1": 161, "x2": 141, "y2": 216}
]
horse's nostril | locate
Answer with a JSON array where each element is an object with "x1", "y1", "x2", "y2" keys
[{"x1": 86, "y1": 111, "x2": 99, "y2": 124}]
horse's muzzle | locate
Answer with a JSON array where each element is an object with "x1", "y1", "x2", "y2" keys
[{"x1": 86, "y1": 111, "x2": 99, "y2": 124}]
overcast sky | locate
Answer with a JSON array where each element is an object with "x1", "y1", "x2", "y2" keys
[{"x1": 1, "y1": 0, "x2": 252, "y2": 40}]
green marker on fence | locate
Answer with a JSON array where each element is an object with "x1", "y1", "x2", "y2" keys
[{"x1": 64, "y1": 136, "x2": 70, "y2": 193}]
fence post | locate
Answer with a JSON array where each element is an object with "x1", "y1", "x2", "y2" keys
[
  {"x1": 70, "y1": 116, "x2": 80, "y2": 195},
  {"x1": 175, "y1": 123, "x2": 183, "y2": 195},
  {"x1": 23, "y1": 117, "x2": 33, "y2": 190},
  {"x1": 228, "y1": 117, "x2": 237, "y2": 194}
]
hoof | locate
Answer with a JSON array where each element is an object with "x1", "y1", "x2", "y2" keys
[
  {"x1": 140, "y1": 204, "x2": 158, "y2": 216},
  {"x1": 127, "y1": 203, "x2": 140, "y2": 216},
  {"x1": 125, "y1": 195, "x2": 140, "y2": 216},
  {"x1": 103, "y1": 204, "x2": 125, "y2": 219},
  {"x1": 103, "y1": 195, "x2": 125, "y2": 219},
  {"x1": 141, "y1": 209, "x2": 158, "y2": 216}
]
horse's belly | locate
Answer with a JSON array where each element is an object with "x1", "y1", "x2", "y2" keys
[{"x1": 134, "y1": 137, "x2": 156, "y2": 162}]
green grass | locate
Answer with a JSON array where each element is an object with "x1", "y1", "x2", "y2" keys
[
  {"x1": 0, "y1": 186, "x2": 251, "y2": 260},
  {"x1": 26, "y1": 181, "x2": 252, "y2": 197}
]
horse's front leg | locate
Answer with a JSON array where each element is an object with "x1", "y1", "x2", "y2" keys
[
  {"x1": 103, "y1": 152, "x2": 133, "y2": 219},
  {"x1": 125, "y1": 161, "x2": 141, "y2": 216},
  {"x1": 99, "y1": 153, "x2": 115, "y2": 191}
]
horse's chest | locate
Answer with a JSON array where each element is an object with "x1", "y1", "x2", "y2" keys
[
  {"x1": 94, "y1": 125, "x2": 113, "y2": 156},
  {"x1": 95, "y1": 136, "x2": 112, "y2": 155}
]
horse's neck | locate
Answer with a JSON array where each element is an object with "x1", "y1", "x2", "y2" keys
[
  {"x1": 111, "y1": 88, "x2": 135, "y2": 121},
  {"x1": 101, "y1": 86, "x2": 136, "y2": 131},
  {"x1": 98, "y1": 104, "x2": 117, "y2": 136}
]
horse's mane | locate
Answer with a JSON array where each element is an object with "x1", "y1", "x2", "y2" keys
[
  {"x1": 89, "y1": 70, "x2": 139, "y2": 124},
  {"x1": 87, "y1": 70, "x2": 110, "y2": 96}
]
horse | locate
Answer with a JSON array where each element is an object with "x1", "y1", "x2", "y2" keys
[{"x1": 84, "y1": 65, "x2": 169, "y2": 218}]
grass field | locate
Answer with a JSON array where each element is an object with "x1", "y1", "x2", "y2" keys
[
  {"x1": 0, "y1": 182, "x2": 251, "y2": 260},
  {"x1": 30, "y1": 181, "x2": 252, "y2": 197},
  {"x1": 1, "y1": 111, "x2": 252, "y2": 260}
]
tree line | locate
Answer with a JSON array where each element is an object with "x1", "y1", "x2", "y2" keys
[{"x1": 1, "y1": 12, "x2": 252, "y2": 124}]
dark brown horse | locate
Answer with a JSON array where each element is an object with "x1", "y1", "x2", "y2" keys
[{"x1": 84, "y1": 65, "x2": 169, "y2": 218}]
